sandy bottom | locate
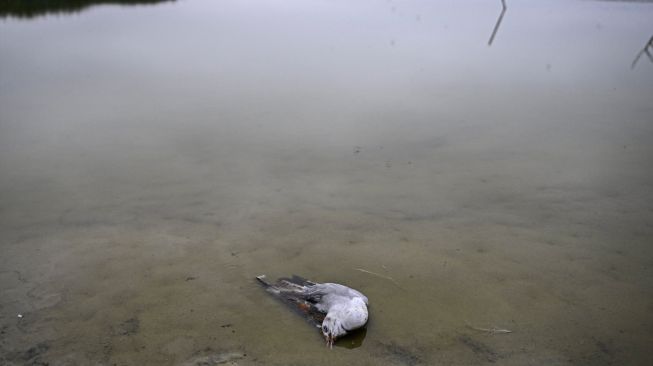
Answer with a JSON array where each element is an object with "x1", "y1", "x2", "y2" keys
[{"x1": 1, "y1": 131, "x2": 652, "y2": 365}]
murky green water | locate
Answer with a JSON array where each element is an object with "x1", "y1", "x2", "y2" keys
[{"x1": 1, "y1": 0, "x2": 652, "y2": 365}]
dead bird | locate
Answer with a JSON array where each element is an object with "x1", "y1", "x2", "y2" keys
[{"x1": 256, "y1": 274, "x2": 369, "y2": 348}]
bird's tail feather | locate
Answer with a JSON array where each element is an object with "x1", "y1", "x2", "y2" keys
[{"x1": 255, "y1": 274, "x2": 325, "y2": 328}]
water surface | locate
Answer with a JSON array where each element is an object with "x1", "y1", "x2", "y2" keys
[{"x1": 1, "y1": 0, "x2": 652, "y2": 365}]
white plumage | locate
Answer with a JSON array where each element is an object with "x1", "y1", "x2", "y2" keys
[{"x1": 256, "y1": 275, "x2": 369, "y2": 348}]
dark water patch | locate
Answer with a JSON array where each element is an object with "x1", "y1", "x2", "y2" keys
[
  {"x1": 23, "y1": 342, "x2": 50, "y2": 361},
  {"x1": 377, "y1": 341, "x2": 423, "y2": 366},
  {"x1": 596, "y1": 339, "x2": 613, "y2": 357},
  {"x1": 576, "y1": 337, "x2": 618, "y2": 366},
  {"x1": 459, "y1": 335, "x2": 499, "y2": 363},
  {"x1": 3, "y1": 341, "x2": 51, "y2": 365},
  {"x1": 180, "y1": 347, "x2": 246, "y2": 366},
  {"x1": 115, "y1": 317, "x2": 139, "y2": 336}
]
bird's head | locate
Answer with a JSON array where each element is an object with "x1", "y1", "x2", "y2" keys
[{"x1": 321, "y1": 316, "x2": 346, "y2": 348}]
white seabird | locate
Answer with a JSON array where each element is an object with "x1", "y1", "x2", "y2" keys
[{"x1": 256, "y1": 274, "x2": 369, "y2": 348}]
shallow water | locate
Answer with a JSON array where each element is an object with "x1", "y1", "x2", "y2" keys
[{"x1": 1, "y1": 0, "x2": 652, "y2": 365}]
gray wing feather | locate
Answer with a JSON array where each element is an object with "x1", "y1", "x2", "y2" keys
[{"x1": 303, "y1": 283, "x2": 368, "y2": 305}]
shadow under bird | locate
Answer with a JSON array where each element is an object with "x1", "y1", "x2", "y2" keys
[{"x1": 256, "y1": 275, "x2": 369, "y2": 348}]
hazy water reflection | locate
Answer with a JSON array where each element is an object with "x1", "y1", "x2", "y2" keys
[
  {"x1": 0, "y1": 0, "x2": 174, "y2": 18},
  {"x1": 1, "y1": 0, "x2": 652, "y2": 365}
]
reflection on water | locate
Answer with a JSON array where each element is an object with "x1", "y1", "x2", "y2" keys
[
  {"x1": 0, "y1": 0, "x2": 173, "y2": 18},
  {"x1": 488, "y1": 0, "x2": 507, "y2": 46},
  {"x1": 631, "y1": 35, "x2": 653, "y2": 68},
  {"x1": 1, "y1": 0, "x2": 653, "y2": 365},
  {"x1": 334, "y1": 327, "x2": 367, "y2": 350}
]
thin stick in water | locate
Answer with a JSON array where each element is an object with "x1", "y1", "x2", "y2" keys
[
  {"x1": 354, "y1": 268, "x2": 401, "y2": 287},
  {"x1": 631, "y1": 35, "x2": 653, "y2": 69},
  {"x1": 465, "y1": 320, "x2": 513, "y2": 335},
  {"x1": 488, "y1": 0, "x2": 507, "y2": 46}
]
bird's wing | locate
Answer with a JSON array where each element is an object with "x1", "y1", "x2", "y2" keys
[
  {"x1": 305, "y1": 283, "x2": 368, "y2": 305},
  {"x1": 257, "y1": 274, "x2": 312, "y2": 295},
  {"x1": 256, "y1": 275, "x2": 326, "y2": 327}
]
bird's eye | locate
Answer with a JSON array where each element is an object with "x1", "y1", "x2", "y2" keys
[{"x1": 322, "y1": 325, "x2": 329, "y2": 333}]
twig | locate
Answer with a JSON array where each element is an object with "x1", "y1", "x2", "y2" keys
[
  {"x1": 465, "y1": 320, "x2": 513, "y2": 335},
  {"x1": 488, "y1": 0, "x2": 507, "y2": 46},
  {"x1": 354, "y1": 268, "x2": 402, "y2": 288},
  {"x1": 631, "y1": 35, "x2": 653, "y2": 69}
]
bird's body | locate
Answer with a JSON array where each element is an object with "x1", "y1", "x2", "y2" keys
[{"x1": 256, "y1": 275, "x2": 369, "y2": 347}]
